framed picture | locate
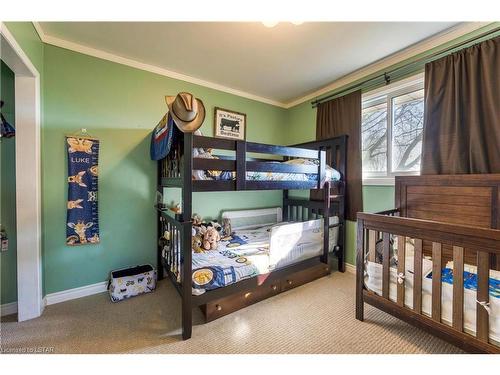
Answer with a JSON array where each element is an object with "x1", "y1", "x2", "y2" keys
[{"x1": 214, "y1": 107, "x2": 246, "y2": 140}]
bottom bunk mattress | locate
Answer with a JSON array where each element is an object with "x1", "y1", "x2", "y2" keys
[
  {"x1": 191, "y1": 218, "x2": 338, "y2": 295},
  {"x1": 364, "y1": 257, "x2": 500, "y2": 346}
]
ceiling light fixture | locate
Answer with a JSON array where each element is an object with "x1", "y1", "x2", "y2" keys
[
  {"x1": 262, "y1": 21, "x2": 279, "y2": 28},
  {"x1": 261, "y1": 21, "x2": 303, "y2": 28}
]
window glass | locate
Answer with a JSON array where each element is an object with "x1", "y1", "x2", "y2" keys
[
  {"x1": 362, "y1": 101, "x2": 387, "y2": 175},
  {"x1": 391, "y1": 89, "x2": 424, "y2": 173}
]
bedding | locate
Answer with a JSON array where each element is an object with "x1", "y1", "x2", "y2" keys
[
  {"x1": 190, "y1": 218, "x2": 338, "y2": 295},
  {"x1": 192, "y1": 149, "x2": 341, "y2": 182},
  {"x1": 364, "y1": 257, "x2": 500, "y2": 345}
]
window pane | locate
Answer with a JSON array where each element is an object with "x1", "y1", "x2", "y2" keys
[
  {"x1": 362, "y1": 101, "x2": 387, "y2": 175},
  {"x1": 391, "y1": 89, "x2": 424, "y2": 172}
]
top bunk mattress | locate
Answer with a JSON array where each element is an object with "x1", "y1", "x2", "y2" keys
[{"x1": 192, "y1": 151, "x2": 341, "y2": 182}]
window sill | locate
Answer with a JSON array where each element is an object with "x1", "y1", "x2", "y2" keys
[{"x1": 363, "y1": 177, "x2": 395, "y2": 186}]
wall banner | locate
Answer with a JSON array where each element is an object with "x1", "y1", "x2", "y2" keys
[{"x1": 66, "y1": 136, "x2": 100, "y2": 245}]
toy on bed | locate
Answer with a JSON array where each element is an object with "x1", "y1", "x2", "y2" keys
[
  {"x1": 222, "y1": 218, "x2": 232, "y2": 240},
  {"x1": 202, "y1": 226, "x2": 220, "y2": 250},
  {"x1": 191, "y1": 214, "x2": 222, "y2": 251},
  {"x1": 192, "y1": 234, "x2": 204, "y2": 253}
]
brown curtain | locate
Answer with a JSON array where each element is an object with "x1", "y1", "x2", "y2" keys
[
  {"x1": 421, "y1": 36, "x2": 500, "y2": 174},
  {"x1": 314, "y1": 90, "x2": 362, "y2": 221}
]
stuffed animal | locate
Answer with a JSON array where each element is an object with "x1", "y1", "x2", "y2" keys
[
  {"x1": 222, "y1": 218, "x2": 232, "y2": 237},
  {"x1": 209, "y1": 220, "x2": 222, "y2": 233},
  {"x1": 192, "y1": 214, "x2": 203, "y2": 226},
  {"x1": 203, "y1": 227, "x2": 220, "y2": 250},
  {"x1": 192, "y1": 234, "x2": 204, "y2": 253}
]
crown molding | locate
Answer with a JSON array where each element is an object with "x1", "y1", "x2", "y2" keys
[
  {"x1": 32, "y1": 22, "x2": 288, "y2": 108},
  {"x1": 285, "y1": 22, "x2": 493, "y2": 108},
  {"x1": 32, "y1": 22, "x2": 493, "y2": 110}
]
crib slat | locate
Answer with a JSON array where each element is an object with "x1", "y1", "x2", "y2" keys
[
  {"x1": 431, "y1": 242, "x2": 442, "y2": 322},
  {"x1": 396, "y1": 235, "x2": 405, "y2": 307},
  {"x1": 413, "y1": 239, "x2": 423, "y2": 314},
  {"x1": 368, "y1": 230, "x2": 376, "y2": 262},
  {"x1": 452, "y1": 246, "x2": 464, "y2": 332},
  {"x1": 476, "y1": 251, "x2": 490, "y2": 342},
  {"x1": 382, "y1": 232, "x2": 390, "y2": 299}
]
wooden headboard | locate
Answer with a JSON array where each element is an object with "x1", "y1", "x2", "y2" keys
[{"x1": 395, "y1": 174, "x2": 500, "y2": 268}]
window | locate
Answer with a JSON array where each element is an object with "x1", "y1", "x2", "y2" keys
[{"x1": 361, "y1": 76, "x2": 424, "y2": 183}]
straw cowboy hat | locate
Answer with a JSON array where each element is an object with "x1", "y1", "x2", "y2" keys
[{"x1": 165, "y1": 92, "x2": 206, "y2": 132}]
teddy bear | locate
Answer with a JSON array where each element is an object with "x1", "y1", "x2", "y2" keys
[
  {"x1": 192, "y1": 234, "x2": 204, "y2": 253},
  {"x1": 202, "y1": 226, "x2": 220, "y2": 250}
]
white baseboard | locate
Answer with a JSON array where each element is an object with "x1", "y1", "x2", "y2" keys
[
  {"x1": 45, "y1": 281, "x2": 108, "y2": 306},
  {"x1": 1, "y1": 301, "x2": 18, "y2": 317},
  {"x1": 1, "y1": 281, "x2": 108, "y2": 317},
  {"x1": 5, "y1": 263, "x2": 354, "y2": 313},
  {"x1": 344, "y1": 262, "x2": 356, "y2": 274}
]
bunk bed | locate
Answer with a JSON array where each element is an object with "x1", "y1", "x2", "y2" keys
[
  {"x1": 356, "y1": 175, "x2": 500, "y2": 353},
  {"x1": 156, "y1": 132, "x2": 347, "y2": 339}
]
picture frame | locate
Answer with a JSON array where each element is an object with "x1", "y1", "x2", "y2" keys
[{"x1": 214, "y1": 107, "x2": 246, "y2": 141}]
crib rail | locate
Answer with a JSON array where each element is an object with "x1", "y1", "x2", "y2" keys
[{"x1": 356, "y1": 211, "x2": 500, "y2": 353}]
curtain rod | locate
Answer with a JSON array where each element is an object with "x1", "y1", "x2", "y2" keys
[{"x1": 311, "y1": 25, "x2": 500, "y2": 108}]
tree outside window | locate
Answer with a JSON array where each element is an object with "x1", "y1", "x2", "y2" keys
[{"x1": 361, "y1": 80, "x2": 424, "y2": 180}]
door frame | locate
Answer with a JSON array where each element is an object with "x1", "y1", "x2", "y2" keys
[{"x1": 1, "y1": 23, "x2": 43, "y2": 321}]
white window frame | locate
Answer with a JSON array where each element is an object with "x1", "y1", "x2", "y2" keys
[{"x1": 362, "y1": 73, "x2": 424, "y2": 186}]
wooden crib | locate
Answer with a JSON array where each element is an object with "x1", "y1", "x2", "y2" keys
[{"x1": 356, "y1": 175, "x2": 500, "y2": 353}]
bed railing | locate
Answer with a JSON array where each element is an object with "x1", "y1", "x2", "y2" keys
[
  {"x1": 157, "y1": 207, "x2": 193, "y2": 339},
  {"x1": 159, "y1": 134, "x2": 329, "y2": 191},
  {"x1": 356, "y1": 210, "x2": 500, "y2": 353}
]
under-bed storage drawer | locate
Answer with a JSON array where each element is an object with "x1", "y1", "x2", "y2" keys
[
  {"x1": 203, "y1": 279, "x2": 281, "y2": 322},
  {"x1": 202, "y1": 262, "x2": 331, "y2": 322},
  {"x1": 280, "y1": 263, "x2": 330, "y2": 292}
]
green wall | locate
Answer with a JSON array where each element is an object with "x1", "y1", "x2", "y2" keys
[
  {"x1": 41, "y1": 44, "x2": 287, "y2": 294},
  {"x1": 2, "y1": 22, "x2": 396, "y2": 303},
  {"x1": 1, "y1": 61, "x2": 17, "y2": 304}
]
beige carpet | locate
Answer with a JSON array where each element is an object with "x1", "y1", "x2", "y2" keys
[{"x1": 0, "y1": 272, "x2": 462, "y2": 354}]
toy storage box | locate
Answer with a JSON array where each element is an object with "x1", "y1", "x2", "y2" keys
[{"x1": 108, "y1": 264, "x2": 157, "y2": 302}]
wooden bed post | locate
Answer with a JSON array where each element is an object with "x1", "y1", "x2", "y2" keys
[
  {"x1": 322, "y1": 181, "x2": 330, "y2": 264},
  {"x1": 181, "y1": 132, "x2": 193, "y2": 340},
  {"x1": 157, "y1": 160, "x2": 164, "y2": 281},
  {"x1": 355, "y1": 218, "x2": 365, "y2": 321}
]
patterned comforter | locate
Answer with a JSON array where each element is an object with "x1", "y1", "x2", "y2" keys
[{"x1": 192, "y1": 153, "x2": 341, "y2": 182}]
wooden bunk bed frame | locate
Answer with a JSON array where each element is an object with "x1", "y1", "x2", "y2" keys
[
  {"x1": 356, "y1": 175, "x2": 500, "y2": 353},
  {"x1": 156, "y1": 132, "x2": 347, "y2": 339}
]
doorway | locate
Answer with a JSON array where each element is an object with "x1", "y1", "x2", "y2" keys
[{"x1": 1, "y1": 23, "x2": 42, "y2": 321}]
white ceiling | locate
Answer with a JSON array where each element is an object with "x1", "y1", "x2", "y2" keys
[{"x1": 38, "y1": 22, "x2": 460, "y2": 105}]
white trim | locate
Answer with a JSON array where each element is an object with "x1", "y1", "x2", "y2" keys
[
  {"x1": 1, "y1": 22, "x2": 43, "y2": 322},
  {"x1": 363, "y1": 177, "x2": 396, "y2": 186},
  {"x1": 344, "y1": 263, "x2": 356, "y2": 275},
  {"x1": 1, "y1": 302, "x2": 18, "y2": 317},
  {"x1": 1, "y1": 23, "x2": 40, "y2": 77},
  {"x1": 45, "y1": 281, "x2": 108, "y2": 306},
  {"x1": 362, "y1": 73, "x2": 425, "y2": 103},
  {"x1": 32, "y1": 22, "x2": 492, "y2": 109},
  {"x1": 32, "y1": 22, "x2": 287, "y2": 109},
  {"x1": 286, "y1": 22, "x2": 492, "y2": 108}
]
